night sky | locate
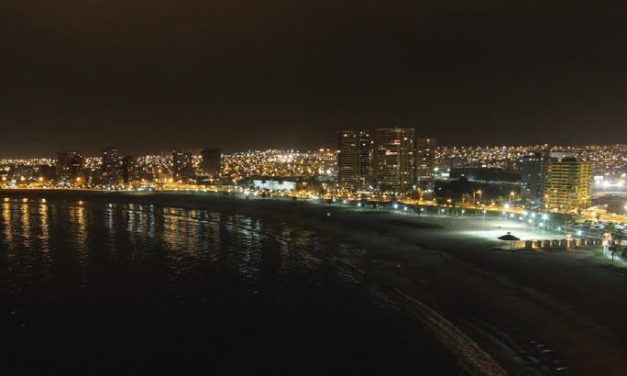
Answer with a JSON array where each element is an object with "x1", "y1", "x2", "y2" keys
[{"x1": 2, "y1": 0, "x2": 627, "y2": 156}]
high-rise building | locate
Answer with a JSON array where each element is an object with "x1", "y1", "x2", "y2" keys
[
  {"x1": 101, "y1": 147, "x2": 124, "y2": 186},
  {"x1": 122, "y1": 155, "x2": 137, "y2": 185},
  {"x1": 373, "y1": 127, "x2": 416, "y2": 192},
  {"x1": 55, "y1": 151, "x2": 84, "y2": 183},
  {"x1": 521, "y1": 151, "x2": 549, "y2": 206},
  {"x1": 416, "y1": 137, "x2": 437, "y2": 193},
  {"x1": 201, "y1": 148, "x2": 221, "y2": 177},
  {"x1": 543, "y1": 156, "x2": 592, "y2": 210},
  {"x1": 172, "y1": 151, "x2": 195, "y2": 182},
  {"x1": 337, "y1": 129, "x2": 372, "y2": 189}
]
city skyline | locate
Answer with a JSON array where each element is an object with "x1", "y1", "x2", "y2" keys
[
  {"x1": 0, "y1": 139, "x2": 626, "y2": 159},
  {"x1": 3, "y1": 2, "x2": 627, "y2": 374}
]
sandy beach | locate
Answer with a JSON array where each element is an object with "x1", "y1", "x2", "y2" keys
[{"x1": 2, "y1": 189, "x2": 626, "y2": 375}]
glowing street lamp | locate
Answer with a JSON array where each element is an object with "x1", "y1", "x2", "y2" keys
[
  {"x1": 473, "y1": 190, "x2": 482, "y2": 205},
  {"x1": 509, "y1": 191, "x2": 516, "y2": 204}
]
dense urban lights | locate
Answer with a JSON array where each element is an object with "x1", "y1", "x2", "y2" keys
[
  {"x1": 0, "y1": 143, "x2": 625, "y2": 225},
  {"x1": 436, "y1": 144, "x2": 627, "y2": 175}
]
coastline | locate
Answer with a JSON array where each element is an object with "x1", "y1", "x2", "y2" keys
[{"x1": 2, "y1": 189, "x2": 627, "y2": 375}]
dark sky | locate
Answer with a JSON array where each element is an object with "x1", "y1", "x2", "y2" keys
[{"x1": 1, "y1": 0, "x2": 627, "y2": 157}]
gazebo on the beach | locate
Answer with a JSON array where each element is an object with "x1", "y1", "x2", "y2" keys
[{"x1": 498, "y1": 232, "x2": 520, "y2": 249}]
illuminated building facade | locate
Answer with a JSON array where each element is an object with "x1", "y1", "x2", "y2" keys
[
  {"x1": 337, "y1": 129, "x2": 372, "y2": 189},
  {"x1": 101, "y1": 147, "x2": 124, "y2": 186},
  {"x1": 172, "y1": 151, "x2": 195, "y2": 182},
  {"x1": 521, "y1": 151, "x2": 549, "y2": 206},
  {"x1": 55, "y1": 151, "x2": 84, "y2": 183},
  {"x1": 416, "y1": 137, "x2": 436, "y2": 193},
  {"x1": 543, "y1": 156, "x2": 592, "y2": 210},
  {"x1": 252, "y1": 179, "x2": 297, "y2": 191},
  {"x1": 373, "y1": 127, "x2": 415, "y2": 192}
]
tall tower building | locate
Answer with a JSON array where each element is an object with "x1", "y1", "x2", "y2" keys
[
  {"x1": 55, "y1": 151, "x2": 84, "y2": 183},
  {"x1": 172, "y1": 151, "x2": 195, "y2": 182},
  {"x1": 337, "y1": 129, "x2": 372, "y2": 189},
  {"x1": 101, "y1": 147, "x2": 124, "y2": 186},
  {"x1": 520, "y1": 151, "x2": 549, "y2": 206},
  {"x1": 373, "y1": 127, "x2": 416, "y2": 192},
  {"x1": 543, "y1": 156, "x2": 592, "y2": 210},
  {"x1": 122, "y1": 155, "x2": 137, "y2": 185},
  {"x1": 416, "y1": 137, "x2": 437, "y2": 193},
  {"x1": 201, "y1": 148, "x2": 221, "y2": 177}
]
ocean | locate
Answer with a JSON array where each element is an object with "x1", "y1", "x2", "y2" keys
[{"x1": 0, "y1": 197, "x2": 463, "y2": 375}]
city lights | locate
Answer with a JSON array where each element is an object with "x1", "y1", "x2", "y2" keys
[{"x1": 0, "y1": 141, "x2": 624, "y2": 226}]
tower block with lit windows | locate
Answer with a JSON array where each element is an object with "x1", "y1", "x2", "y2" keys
[
  {"x1": 101, "y1": 146, "x2": 124, "y2": 187},
  {"x1": 337, "y1": 129, "x2": 373, "y2": 189},
  {"x1": 416, "y1": 137, "x2": 436, "y2": 194},
  {"x1": 172, "y1": 151, "x2": 195, "y2": 182},
  {"x1": 373, "y1": 127, "x2": 416, "y2": 193},
  {"x1": 542, "y1": 156, "x2": 592, "y2": 210},
  {"x1": 55, "y1": 151, "x2": 85, "y2": 185},
  {"x1": 521, "y1": 151, "x2": 550, "y2": 207}
]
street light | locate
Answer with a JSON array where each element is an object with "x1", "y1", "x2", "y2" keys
[{"x1": 473, "y1": 190, "x2": 482, "y2": 205}]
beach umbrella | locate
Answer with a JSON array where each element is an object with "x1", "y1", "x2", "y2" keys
[{"x1": 498, "y1": 232, "x2": 520, "y2": 249}]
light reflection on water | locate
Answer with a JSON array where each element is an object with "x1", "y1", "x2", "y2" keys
[
  {"x1": 38, "y1": 201, "x2": 49, "y2": 254},
  {"x1": 2, "y1": 201, "x2": 12, "y2": 245},
  {"x1": 0, "y1": 198, "x2": 331, "y2": 302},
  {"x1": 0, "y1": 197, "x2": 463, "y2": 375}
]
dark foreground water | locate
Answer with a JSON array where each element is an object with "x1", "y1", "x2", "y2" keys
[{"x1": 0, "y1": 197, "x2": 463, "y2": 375}]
